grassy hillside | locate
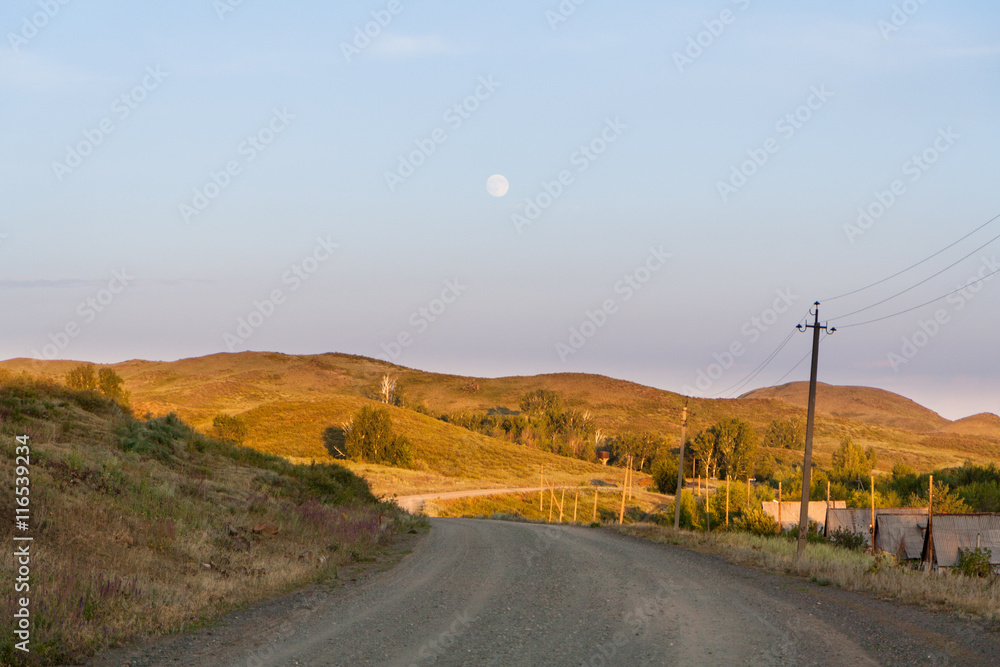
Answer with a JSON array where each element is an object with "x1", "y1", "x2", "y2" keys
[
  {"x1": 3, "y1": 353, "x2": 998, "y2": 490},
  {"x1": 939, "y1": 413, "x2": 1000, "y2": 439},
  {"x1": 741, "y1": 382, "x2": 950, "y2": 433},
  {"x1": 0, "y1": 374, "x2": 414, "y2": 665}
]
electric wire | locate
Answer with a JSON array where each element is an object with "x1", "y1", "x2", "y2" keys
[
  {"x1": 837, "y1": 266, "x2": 1000, "y2": 328},
  {"x1": 822, "y1": 211, "x2": 1000, "y2": 303},
  {"x1": 710, "y1": 310, "x2": 812, "y2": 399},
  {"x1": 712, "y1": 329, "x2": 797, "y2": 399},
  {"x1": 772, "y1": 332, "x2": 828, "y2": 386},
  {"x1": 831, "y1": 229, "x2": 1000, "y2": 321}
]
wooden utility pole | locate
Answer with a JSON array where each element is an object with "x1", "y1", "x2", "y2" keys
[
  {"x1": 725, "y1": 475, "x2": 731, "y2": 527},
  {"x1": 796, "y1": 302, "x2": 835, "y2": 558},
  {"x1": 593, "y1": 489, "x2": 599, "y2": 523},
  {"x1": 926, "y1": 474, "x2": 934, "y2": 569},
  {"x1": 870, "y1": 475, "x2": 876, "y2": 552},
  {"x1": 673, "y1": 405, "x2": 689, "y2": 529}
]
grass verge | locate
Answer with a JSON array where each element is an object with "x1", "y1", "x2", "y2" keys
[
  {"x1": 616, "y1": 523, "x2": 1000, "y2": 620},
  {"x1": 0, "y1": 375, "x2": 424, "y2": 666}
]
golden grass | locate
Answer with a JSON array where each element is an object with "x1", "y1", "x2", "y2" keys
[
  {"x1": 0, "y1": 381, "x2": 419, "y2": 665},
  {"x1": 617, "y1": 524, "x2": 1000, "y2": 620},
  {"x1": 426, "y1": 487, "x2": 666, "y2": 524},
  {"x1": 4, "y1": 352, "x2": 997, "y2": 495}
]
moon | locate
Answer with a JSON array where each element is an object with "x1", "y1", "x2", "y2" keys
[{"x1": 486, "y1": 174, "x2": 509, "y2": 197}]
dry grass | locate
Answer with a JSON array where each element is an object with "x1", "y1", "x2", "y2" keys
[
  {"x1": 4, "y1": 352, "x2": 998, "y2": 494},
  {"x1": 617, "y1": 523, "x2": 1000, "y2": 620},
  {"x1": 0, "y1": 378, "x2": 419, "y2": 665},
  {"x1": 426, "y1": 487, "x2": 668, "y2": 525}
]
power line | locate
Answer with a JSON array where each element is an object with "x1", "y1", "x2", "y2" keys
[
  {"x1": 831, "y1": 229, "x2": 1000, "y2": 321},
  {"x1": 713, "y1": 329, "x2": 797, "y2": 399},
  {"x1": 823, "y1": 211, "x2": 1000, "y2": 303},
  {"x1": 711, "y1": 311, "x2": 811, "y2": 399},
  {"x1": 838, "y1": 266, "x2": 1000, "y2": 329},
  {"x1": 772, "y1": 332, "x2": 828, "y2": 386}
]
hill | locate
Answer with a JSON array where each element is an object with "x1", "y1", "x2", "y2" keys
[
  {"x1": 0, "y1": 374, "x2": 408, "y2": 664},
  {"x1": 740, "y1": 382, "x2": 950, "y2": 433},
  {"x1": 938, "y1": 412, "x2": 1000, "y2": 439},
  {"x1": 3, "y1": 353, "x2": 999, "y2": 488}
]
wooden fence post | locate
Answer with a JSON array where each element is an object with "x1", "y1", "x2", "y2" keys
[
  {"x1": 725, "y1": 475, "x2": 731, "y2": 527},
  {"x1": 593, "y1": 489, "x2": 599, "y2": 524},
  {"x1": 573, "y1": 490, "x2": 579, "y2": 523}
]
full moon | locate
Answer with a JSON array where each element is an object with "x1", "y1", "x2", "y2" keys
[{"x1": 486, "y1": 174, "x2": 509, "y2": 197}]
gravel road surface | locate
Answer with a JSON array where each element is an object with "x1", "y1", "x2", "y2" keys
[{"x1": 91, "y1": 518, "x2": 1000, "y2": 666}]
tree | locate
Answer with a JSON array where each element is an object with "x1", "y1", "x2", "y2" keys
[
  {"x1": 212, "y1": 414, "x2": 248, "y2": 444},
  {"x1": 650, "y1": 455, "x2": 679, "y2": 495},
  {"x1": 518, "y1": 389, "x2": 563, "y2": 417},
  {"x1": 379, "y1": 374, "x2": 397, "y2": 404},
  {"x1": 690, "y1": 430, "x2": 716, "y2": 479},
  {"x1": 831, "y1": 437, "x2": 877, "y2": 488},
  {"x1": 97, "y1": 367, "x2": 130, "y2": 407},
  {"x1": 763, "y1": 418, "x2": 804, "y2": 450},
  {"x1": 691, "y1": 419, "x2": 759, "y2": 480},
  {"x1": 341, "y1": 405, "x2": 412, "y2": 467},
  {"x1": 66, "y1": 364, "x2": 98, "y2": 391}
]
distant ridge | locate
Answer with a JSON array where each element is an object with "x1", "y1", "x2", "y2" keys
[
  {"x1": 939, "y1": 413, "x2": 1000, "y2": 439},
  {"x1": 740, "y1": 381, "x2": 950, "y2": 433}
]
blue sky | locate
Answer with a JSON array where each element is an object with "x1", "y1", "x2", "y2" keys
[{"x1": 2, "y1": 1, "x2": 999, "y2": 419}]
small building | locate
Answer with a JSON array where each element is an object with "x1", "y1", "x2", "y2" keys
[
  {"x1": 825, "y1": 508, "x2": 874, "y2": 546},
  {"x1": 761, "y1": 500, "x2": 846, "y2": 532},
  {"x1": 827, "y1": 507, "x2": 927, "y2": 548},
  {"x1": 921, "y1": 514, "x2": 1000, "y2": 572},
  {"x1": 874, "y1": 512, "x2": 928, "y2": 561}
]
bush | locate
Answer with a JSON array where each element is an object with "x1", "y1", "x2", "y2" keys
[
  {"x1": 666, "y1": 490, "x2": 702, "y2": 530},
  {"x1": 212, "y1": 413, "x2": 248, "y2": 444},
  {"x1": 341, "y1": 406, "x2": 413, "y2": 468},
  {"x1": 955, "y1": 547, "x2": 994, "y2": 578},
  {"x1": 829, "y1": 527, "x2": 868, "y2": 551},
  {"x1": 650, "y1": 456, "x2": 679, "y2": 494},
  {"x1": 733, "y1": 507, "x2": 779, "y2": 536}
]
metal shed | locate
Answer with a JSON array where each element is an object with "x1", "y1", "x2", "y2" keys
[
  {"x1": 825, "y1": 508, "x2": 873, "y2": 545},
  {"x1": 922, "y1": 514, "x2": 1000, "y2": 571},
  {"x1": 761, "y1": 500, "x2": 846, "y2": 531},
  {"x1": 874, "y1": 512, "x2": 928, "y2": 560},
  {"x1": 827, "y1": 508, "x2": 928, "y2": 548}
]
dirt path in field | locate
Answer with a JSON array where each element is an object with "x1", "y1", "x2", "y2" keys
[{"x1": 90, "y1": 518, "x2": 1000, "y2": 666}]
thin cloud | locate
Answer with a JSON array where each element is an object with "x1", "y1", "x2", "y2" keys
[{"x1": 370, "y1": 34, "x2": 453, "y2": 59}]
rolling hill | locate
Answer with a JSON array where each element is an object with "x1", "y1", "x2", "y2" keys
[
  {"x1": 740, "y1": 382, "x2": 950, "y2": 433},
  {"x1": 3, "y1": 353, "x2": 999, "y2": 491}
]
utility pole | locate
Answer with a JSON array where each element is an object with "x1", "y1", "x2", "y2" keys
[
  {"x1": 926, "y1": 474, "x2": 934, "y2": 571},
  {"x1": 795, "y1": 302, "x2": 836, "y2": 558},
  {"x1": 673, "y1": 405, "x2": 689, "y2": 529}
]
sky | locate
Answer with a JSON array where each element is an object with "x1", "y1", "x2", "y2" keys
[{"x1": 1, "y1": 1, "x2": 999, "y2": 420}]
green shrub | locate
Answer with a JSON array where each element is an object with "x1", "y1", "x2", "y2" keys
[
  {"x1": 340, "y1": 406, "x2": 413, "y2": 468},
  {"x1": 212, "y1": 413, "x2": 248, "y2": 444},
  {"x1": 829, "y1": 527, "x2": 868, "y2": 551},
  {"x1": 733, "y1": 507, "x2": 779, "y2": 536},
  {"x1": 666, "y1": 490, "x2": 702, "y2": 530},
  {"x1": 650, "y1": 456, "x2": 679, "y2": 495},
  {"x1": 955, "y1": 547, "x2": 994, "y2": 578}
]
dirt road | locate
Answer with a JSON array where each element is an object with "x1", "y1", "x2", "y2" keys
[
  {"x1": 392, "y1": 487, "x2": 543, "y2": 513},
  {"x1": 92, "y1": 518, "x2": 1000, "y2": 666}
]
